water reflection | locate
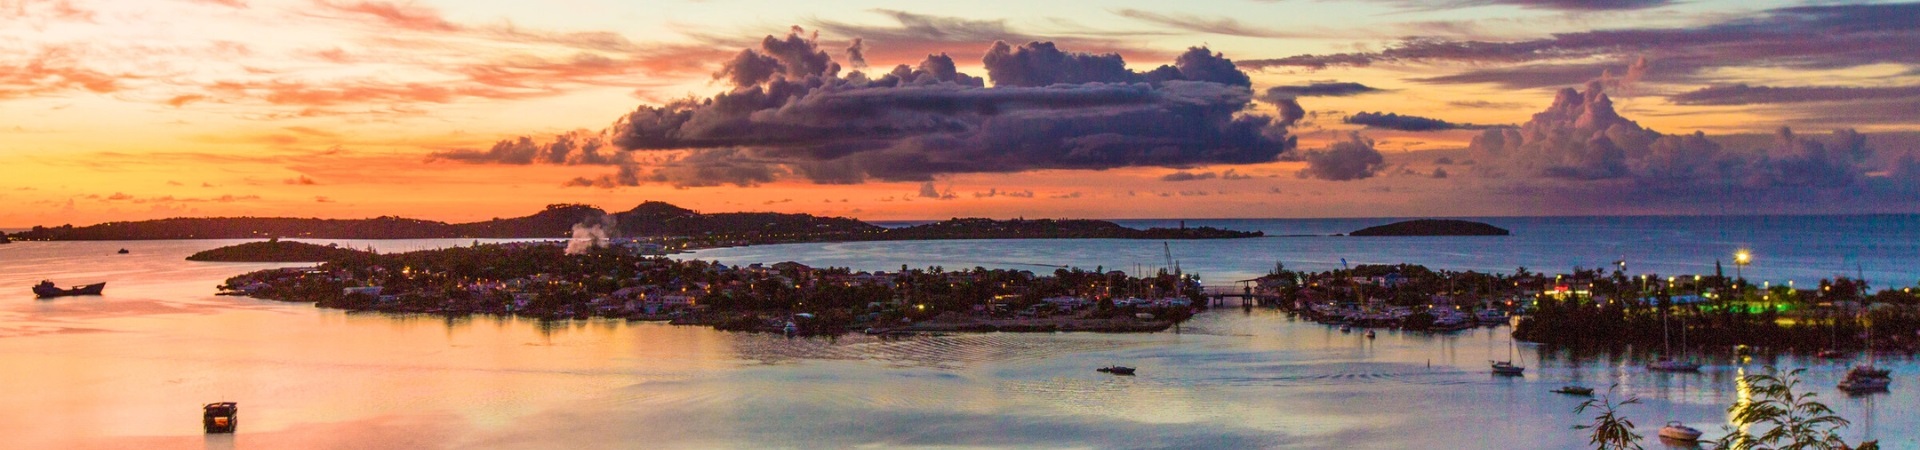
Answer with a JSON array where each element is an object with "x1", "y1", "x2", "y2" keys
[{"x1": 2, "y1": 240, "x2": 1914, "y2": 448}]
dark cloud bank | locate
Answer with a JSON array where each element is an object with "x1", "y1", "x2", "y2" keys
[{"x1": 433, "y1": 30, "x2": 1300, "y2": 188}]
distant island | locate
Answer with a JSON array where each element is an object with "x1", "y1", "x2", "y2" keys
[
  {"x1": 2, "y1": 201, "x2": 1261, "y2": 244},
  {"x1": 186, "y1": 239, "x2": 371, "y2": 262},
  {"x1": 1349, "y1": 219, "x2": 1509, "y2": 236}
]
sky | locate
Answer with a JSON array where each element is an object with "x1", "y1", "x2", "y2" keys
[{"x1": 3, "y1": 0, "x2": 1918, "y2": 227}]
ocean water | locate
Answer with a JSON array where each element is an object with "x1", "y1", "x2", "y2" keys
[
  {"x1": 2, "y1": 216, "x2": 1916, "y2": 449},
  {"x1": 718, "y1": 215, "x2": 1920, "y2": 290}
]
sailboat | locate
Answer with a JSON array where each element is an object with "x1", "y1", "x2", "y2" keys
[
  {"x1": 1647, "y1": 298, "x2": 1700, "y2": 372},
  {"x1": 1839, "y1": 270, "x2": 1892, "y2": 393},
  {"x1": 1491, "y1": 333, "x2": 1525, "y2": 376}
]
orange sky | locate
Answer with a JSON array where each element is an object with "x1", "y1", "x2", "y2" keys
[{"x1": 3, "y1": 0, "x2": 1917, "y2": 228}]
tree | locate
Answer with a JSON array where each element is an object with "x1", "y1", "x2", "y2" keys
[
  {"x1": 1714, "y1": 367, "x2": 1878, "y2": 450},
  {"x1": 1574, "y1": 386, "x2": 1645, "y2": 450}
]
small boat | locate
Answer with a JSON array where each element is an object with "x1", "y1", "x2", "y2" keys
[
  {"x1": 1339, "y1": 324, "x2": 1352, "y2": 333},
  {"x1": 1096, "y1": 366, "x2": 1136, "y2": 375},
  {"x1": 1646, "y1": 358, "x2": 1701, "y2": 372},
  {"x1": 1658, "y1": 421, "x2": 1702, "y2": 441},
  {"x1": 1552, "y1": 386, "x2": 1594, "y2": 396},
  {"x1": 1364, "y1": 330, "x2": 1376, "y2": 339},
  {"x1": 33, "y1": 280, "x2": 106, "y2": 298},
  {"x1": 1838, "y1": 364, "x2": 1892, "y2": 393},
  {"x1": 1490, "y1": 360, "x2": 1525, "y2": 376},
  {"x1": 1815, "y1": 349, "x2": 1846, "y2": 359},
  {"x1": 782, "y1": 321, "x2": 797, "y2": 336},
  {"x1": 117, "y1": 248, "x2": 130, "y2": 254},
  {"x1": 203, "y1": 402, "x2": 238, "y2": 433}
]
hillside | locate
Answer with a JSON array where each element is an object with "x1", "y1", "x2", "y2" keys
[
  {"x1": 186, "y1": 240, "x2": 372, "y2": 262},
  {"x1": 1349, "y1": 219, "x2": 1509, "y2": 236}
]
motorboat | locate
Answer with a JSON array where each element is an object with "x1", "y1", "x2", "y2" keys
[
  {"x1": 117, "y1": 248, "x2": 130, "y2": 254},
  {"x1": 203, "y1": 402, "x2": 238, "y2": 433},
  {"x1": 1490, "y1": 360, "x2": 1525, "y2": 376},
  {"x1": 1552, "y1": 386, "x2": 1594, "y2": 396},
  {"x1": 1646, "y1": 358, "x2": 1702, "y2": 372},
  {"x1": 33, "y1": 280, "x2": 106, "y2": 298},
  {"x1": 1815, "y1": 349, "x2": 1846, "y2": 359},
  {"x1": 1096, "y1": 366, "x2": 1136, "y2": 375},
  {"x1": 1658, "y1": 421, "x2": 1702, "y2": 441},
  {"x1": 1339, "y1": 324, "x2": 1352, "y2": 333},
  {"x1": 1364, "y1": 330, "x2": 1376, "y2": 339}
]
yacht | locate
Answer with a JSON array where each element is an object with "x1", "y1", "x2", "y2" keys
[
  {"x1": 1490, "y1": 360, "x2": 1525, "y2": 376},
  {"x1": 1646, "y1": 358, "x2": 1701, "y2": 372},
  {"x1": 1658, "y1": 421, "x2": 1702, "y2": 441}
]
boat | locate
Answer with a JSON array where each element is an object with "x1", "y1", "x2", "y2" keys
[
  {"x1": 117, "y1": 248, "x2": 130, "y2": 254},
  {"x1": 1552, "y1": 386, "x2": 1594, "y2": 396},
  {"x1": 1490, "y1": 360, "x2": 1525, "y2": 376},
  {"x1": 203, "y1": 402, "x2": 238, "y2": 433},
  {"x1": 1658, "y1": 421, "x2": 1702, "y2": 441},
  {"x1": 1364, "y1": 330, "x2": 1376, "y2": 339},
  {"x1": 782, "y1": 321, "x2": 797, "y2": 336},
  {"x1": 33, "y1": 280, "x2": 106, "y2": 298},
  {"x1": 1836, "y1": 270, "x2": 1892, "y2": 393},
  {"x1": 1647, "y1": 300, "x2": 1700, "y2": 372},
  {"x1": 1839, "y1": 371, "x2": 1891, "y2": 393},
  {"x1": 1339, "y1": 324, "x2": 1352, "y2": 333},
  {"x1": 1096, "y1": 366, "x2": 1136, "y2": 375},
  {"x1": 1816, "y1": 349, "x2": 1846, "y2": 359},
  {"x1": 1647, "y1": 358, "x2": 1702, "y2": 372}
]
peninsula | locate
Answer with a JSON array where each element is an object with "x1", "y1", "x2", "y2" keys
[
  {"x1": 216, "y1": 242, "x2": 1202, "y2": 335},
  {"x1": 186, "y1": 239, "x2": 370, "y2": 262},
  {"x1": 1348, "y1": 219, "x2": 1509, "y2": 236},
  {"x1": 5, "y1": 201, "x2": 1260, "y2": 243}
]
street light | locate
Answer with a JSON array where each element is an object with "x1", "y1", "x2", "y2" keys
[{"x1": 1734, "y1": 250, "x2": 1751, "y2": 278}]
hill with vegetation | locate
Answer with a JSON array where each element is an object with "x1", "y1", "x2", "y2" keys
[
  {"x1": 186, "y1": 240, "x2": 372, "y2": 262},
  {"x1": 3, "y1": 202, "x2": 1262, "y2": 242},
  {"x1": 1349, "y1": 219, "x2": 1509, "y2": 236}
]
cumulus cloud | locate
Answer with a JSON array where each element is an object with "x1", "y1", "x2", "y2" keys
[
  {"x1": 1344, "y1": 111, "x2": 1487, "y2": 131},
  {"x1": 1262, "y1": 82, "x2": 1381, "y2": 99},
  {"x1": 607, "y1": 31, "x2": 1296, "y2": 187},
  {"x1": 917, "y1": 181, "x2": 957, "y2": 200},
  {"x1": 1297, "y1": 132, "x2": 1386, "y2": 181},
  {"x1": 1467, "y1": 80, "x2": 1891, "y2": 196}
]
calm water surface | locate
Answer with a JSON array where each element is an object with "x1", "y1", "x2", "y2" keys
[{"x1": 3, "y1": 233, "x2": 1915, "y2": 449}]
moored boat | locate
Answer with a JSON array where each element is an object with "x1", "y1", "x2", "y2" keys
[
  {"x1": 1097, "y1": 366, "x2": 1136, "y2": 375},
  {"x1": 1658, "y1": 421, "x2": 1702, "y2": 441},
  {"x1": 1552, "y1": 386, "x2": 1593, "y2": 396},
  {"x1": 33, "y1": 280, "x2": 106, "y2": 298},
  {"x1": 1490, "y1": 360, "x2": 1524, "y2": 376},
  {"x1": 1838, "y1": 364, "x2": 1892, "y2": 393},
  {"x1": 203, "y1": 402, "x2": 238, "y2": 433},
  {"x1": 1646, "y1": 358, "x2": 1702, "y2": 372}
]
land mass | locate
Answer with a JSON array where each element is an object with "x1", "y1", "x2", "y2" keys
[
  {"x1": 216, "y1": 242, "x2": 1201, "y2": 335},
  {"x1": 1348, "y1": 219, "x2": 1508, "y2": 236},
  {"x1": 186, "y1": 240, "x2": 372, "y2": 262},
  {"x1": 4, "y1": 201, "x2": 1261, "y2": 243}
]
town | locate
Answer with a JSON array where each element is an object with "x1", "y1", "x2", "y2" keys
[{"x1": 217, "y1": 241, "x2": 1205, "y2": 335}]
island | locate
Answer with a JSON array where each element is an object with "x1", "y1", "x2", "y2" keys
[
  {"x1": 216, "y1": 242, "x2": 1205, "y2": 335},
  {"x1": 1348, "y1": 219, "x2": 1509, "y2": 236},
  {"x1": 3, "y1": 201, "x2": 1261, "y2": 244},
  {"x1": 186, "y1": 239, "x2": 372, "y2": 262}
]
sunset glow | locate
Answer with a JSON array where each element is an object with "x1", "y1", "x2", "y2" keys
[{"x1": 5, "y1": 0, "x2": 1918, "y2": 227}]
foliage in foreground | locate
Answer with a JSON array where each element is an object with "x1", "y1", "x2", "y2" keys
[
  {"x1": 1574, "y1": 386, "x2": 1645, "y2": 450},
  {"x1": 1713, "y1": 367, "x2": 1878, "y2": 450}
]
